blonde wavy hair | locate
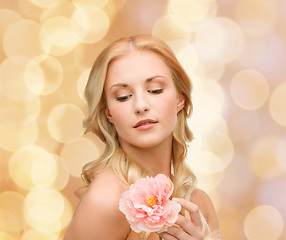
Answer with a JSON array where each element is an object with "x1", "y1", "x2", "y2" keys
[{"x1": 82, "y1": 35, "x2": 210, "y2": 238}]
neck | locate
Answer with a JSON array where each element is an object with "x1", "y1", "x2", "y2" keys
[{"x1": 119, "y1": 135, "x2": 173, "y2": 178}]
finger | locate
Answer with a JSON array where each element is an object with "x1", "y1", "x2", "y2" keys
[
  {"x1": 158, "y1": 226, "x2": 191, "y2": 240},
  {"x1": 176, "y1": 215, "x2": 204, "y2": 239},
  {"x1": 157, "y1": 231, "x2": 178, "y2": 240},
  {"x1": 173, "y1": 198, "x2": 203, "y2": 229}
]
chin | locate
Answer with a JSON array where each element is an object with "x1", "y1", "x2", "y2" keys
[
  {"x1": 133, "y1": 137, "x2": 171, "y2": 149},
  {"x1": 119, "y1": 133, "x2": 173, "y2": 150},
  {"x1": 134, "y1": 142, "x2": 159, "y2": 149},
  {"x1": 120, "y1": 138, "x2": 159, "y2": 149}
]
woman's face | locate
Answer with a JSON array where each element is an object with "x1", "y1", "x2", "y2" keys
[{"x1": 104, "y1": 50, "x2": 184, "y2": 149}]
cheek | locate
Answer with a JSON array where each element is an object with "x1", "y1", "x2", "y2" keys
[
  {"x1": 156, "y1": 94, "x2": 178, "y2": 117},
  {"x1": 108, "y1": 104, "x2": 129, "y2": 123}
]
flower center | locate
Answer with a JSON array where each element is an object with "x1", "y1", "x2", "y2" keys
[{"x1": 146, "y1": 196, "x2": 156, "y2": 207}]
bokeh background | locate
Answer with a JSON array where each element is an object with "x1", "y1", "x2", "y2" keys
[{"x1": 0, "y1": 0, "x2": 285, "y2": 239}]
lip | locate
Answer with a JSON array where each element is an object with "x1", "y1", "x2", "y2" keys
[{"x1": 133, "y1": 119, "x2": 158, "y2": 129}]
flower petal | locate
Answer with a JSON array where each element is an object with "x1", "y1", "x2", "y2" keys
[{"x1": 119, "y1": 174, "x2": 179, "y2": 233}]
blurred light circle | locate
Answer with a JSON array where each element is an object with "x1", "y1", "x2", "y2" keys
[
  {"x1": 196, "y1": 172, "x2": 224, "y2": 192},
  {"x1": 104, "y1": 0, "x2": 127, "y2": 16},
  {"x1": 0, "y1": 9, "x2": 22, "y2": 37},
  {"x1": 23, "y1": 188, "x2": 63, "y2": 232},
  {"x1": 187, "y1": 137, "x2": 225, "y2": 192},
  {"x1": 24, "y1": 58, "x2": 45, "y2": 95},
  {"x1": 188, "y1": 74, "x2": 204, "y2": 93},
  {"x1": 235, "y1": 32, "x2": 285, "y2": 83},
  {"x1": 24, "y1": 188, "x2": 64, "y2": 224},
  {"x1": 218, "y1": 155, "x2": 254, "y2": 201},
  {"x1": 73, "y1": 0, "x2": 110, "y2": 9},
  {"x1": 60, "y1": 196, "x2": 73, "y2": 230},
  {"x1": 196, "y1": 89, "x2": 224, "y2": 113},
  {"x1": 169, "y1": 0, "x2": 211, "y2": 23},
  {"x1": 0, "y1": 56, "x2": 37, "y2": 102},
  {"x1": 231, "y1": 69, "x2": 270, "y2": 110},
  {"x1": 204, "y1": 81, "x2": 225, "y2": 109},
  {"x1": 0, "y1": 231, "x2": 14, "y2": 240},
  {"x1": 41, "y1": 1, "x2": 75, "y2": 21},
  {"x1": 49, "y1": 154, "x2": 70, "y2": 191},
  {"x1": 188, "y1": 91, "x2": 226, "y2": 134},
  {"x1": 60, "y1": 137, "x2": 100, "y2": 177},
  {"x1": 195, "y1": 58, "x2": 225, "y2": 81},
  {"x1": 77, "y1": 68, "x2": 90, "y2": 101},
  {"x1": 0, "y1": 191, "x2": 25, "y2": 232},
  {"x1": 203, "y1": 131, "x2": 234, "y2": 169},
  {"x1": 277, "y1": 136, "x2": 286, "y2": 170},
  {"x1": 152, "y1": 15, "x2": 192, "y2": 42},
  {"x1": 186, "y1": 137, "x2": 225, "y2": 192},
  {"x1": 228, "y1": 108, "x2": 260, "y2": 142},
  {"x1": 9, "y1": 145, "x2": 55, "y2": 190},
  {"x1": 0, "y1": 149, "x2": 11, "y2": 184},
  {"x1": 40, "y1": 16, "x2": 78, "y2": 56},
  {"x1": 24, "y1": 214, "x2": 62, "y2": 234},
  {"x1": 0, "y1": 95, "x2": 41, "y2": 127},
  {"x1": 0, "y1": 210, "x2": 18, "y2": 231},
  {"x1": 29, "y1": 0, "x2": 64, "y2": 8},
  {"x1": 186, "y1": 150, "x2": 225, "y2": 190},
  {"x1": 0, "y1": 120, "x2": 38, "y2": 152},
  {"x1": 258, "y1": 179, "x2": 286, "y2": 220},
  {"x1": 235, "y1": 0, "x2": 276, "y2": 37},
  {"x1": 72, "y1": 41, "x2": 104, "y2": 69},
  {"x1": 187, "y1": 151, "x2": 224, "y2": 175},
  {"x1": 31, "y1": 153, "x2": 58, "y2": 188},
  {"x1": 244, "y1": 205, "x2": 283, "y2": 240},
  {"x1": 269, "y1": 82, "x2": 286, "y2": 127},
  {"x1": 47, "y1": 104, "x2": 85, "y2": 143},
  {"x1": 167, "y1": 40, "x2": 199, "y2": 74},
  {"x1": 25, "y1": 56, "x2": 63, "y2": 95},
  {"x1": 71, "y1": 6, "x2": 110, "y2": 44},
  {"x1": 249, "y1": 136, "x2": 283, "y2": 180},
  {"x1": 3, "y1": 20, "x2": 46, "y2": 58},
  {"x1": 17, "y1": 0, "x2": 44, "y2": 21},
  {"x1": 188, "y1": 111, "x2": 227, "y2": 136},
  {"x1": 21, "y1": 229, "x2": 59, "y2": 240},
  {"x1": 187, "y1": 135, "x2": 203, "y2": 159},
  {"x1": 195, "y1": 17, "x2": 244, "y2": 63}
]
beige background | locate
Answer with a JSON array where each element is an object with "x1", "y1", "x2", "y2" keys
[{"x1": 0, "y1": 0, "x2": 285, "y2": 239}]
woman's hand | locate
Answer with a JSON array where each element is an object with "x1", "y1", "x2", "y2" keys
[{"x1": 157, "y1": 198, "x2": 204, "y2": 240}]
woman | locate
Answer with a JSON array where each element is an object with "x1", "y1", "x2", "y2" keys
[{"x1": 64, "y1": 35, "x2": 220, "y2": 240}]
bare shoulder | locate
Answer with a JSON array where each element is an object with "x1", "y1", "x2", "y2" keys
[
  {"x1": 87, "y1": 166, "x2": 129, "y2": 199},
  {"x1": 191, "y1": 188, "x2": 220, "y2": 232},
  {"x1": 64, "y1": 167, "x2": 130, "y2": 240}
]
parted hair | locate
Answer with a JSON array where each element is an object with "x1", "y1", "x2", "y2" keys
[{"x1": 82, "y1": 35, "x2": 210, "y2": 238}]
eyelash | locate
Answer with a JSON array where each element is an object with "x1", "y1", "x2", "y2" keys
[
  {"x1": 116, "y1": 95, "x2": 131, "y2": 102},
  {"x1": 148, "y1": 89, "x2": 163, "y2": 94},
  {"x1": 115, "y1": 89, "x2": 164, "y2": 102}
]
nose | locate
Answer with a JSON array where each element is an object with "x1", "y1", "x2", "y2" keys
[{"x1": 134, "y1": 93, "x2": 150, "y2": 114}]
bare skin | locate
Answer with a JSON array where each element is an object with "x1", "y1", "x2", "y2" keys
[
  {"x1": 64, "y1": 167, "x2": 219, "y2": 240},
  {"x1": 64, "y1": 50, "x2": 220, "y2": 239},
  {"x1": 64, "y1": 168, "x2": 130, "y2": 240}
]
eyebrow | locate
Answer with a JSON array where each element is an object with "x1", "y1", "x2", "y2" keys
[
  {"x1": 109, "y1": 83, "x2": 128, "y2": 91},
  {"x1": 146, "y1": 75, "x2": 167, "y2": 82},
  {"x1": 109, "y1": 75, "x2": 167, "y2": 91}
]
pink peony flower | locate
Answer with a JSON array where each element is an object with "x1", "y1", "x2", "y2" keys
[{"x1": 119, "y1": 174, "x2": 181, "y2": 233}]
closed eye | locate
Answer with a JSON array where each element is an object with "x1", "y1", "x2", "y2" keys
[
  {"x1": 116, "y1": 94, "x2": 132, "y2": 102},
  {"x1": 148, "y1": 89, "x2": 163, "y2": 94}
]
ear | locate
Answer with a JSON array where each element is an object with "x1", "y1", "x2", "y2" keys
[
  {"x1": 105, "y1": 107, "x2": 114, "y2": 123},
  {"x1": 176, "y1": 94, "x2": 185, "y2": 113}
]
